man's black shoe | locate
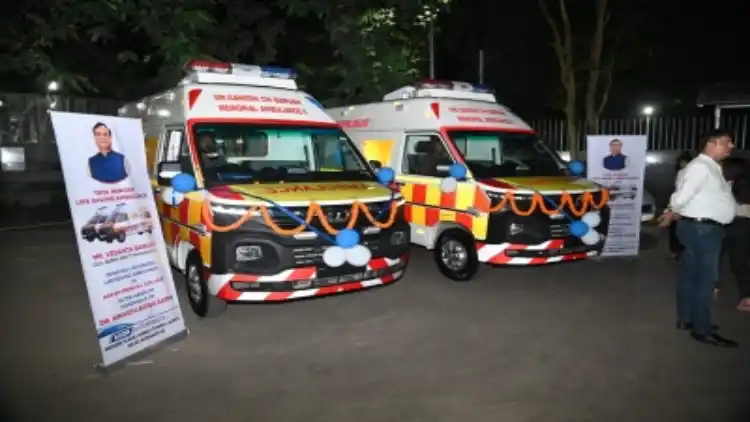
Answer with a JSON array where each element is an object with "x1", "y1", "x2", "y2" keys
[
  {"x1": 676, "y1": 322, "x2": 719, "y2": 331},
  {"x1": 690, "y1": 333, "x2": 739, "y2": 348}
]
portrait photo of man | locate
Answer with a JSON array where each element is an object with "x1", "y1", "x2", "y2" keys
[
  {"x1": 88, "y1": 122, "x2": 130, "y2": 183},
  {"x1": 602, "y1": 138, "x2": 628, "y2": 171}
]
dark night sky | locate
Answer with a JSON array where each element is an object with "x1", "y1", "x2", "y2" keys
[
  {"x1": 2, "y1": 1, "x2": 749, "y2": 118},
  {"x1": 434, "y1": 1, "x2": 750, "y2": 117}
]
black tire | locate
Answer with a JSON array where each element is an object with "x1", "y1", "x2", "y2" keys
[
  {"x1": 85, "y1": 235, "x2": 95, "y2": 242},
  {"x1": 434, "y1": 229, "x2": 479, "y2": 282},
  {"x1": 116, "y1": 232, "x2": 126, "y2": 243},
  {"x1": 184, "y1": 253, "x2": 227, "y2": 318}
]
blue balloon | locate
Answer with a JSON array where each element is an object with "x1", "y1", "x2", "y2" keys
[
  {"x1": 449, "y1": 163, "x2": 468, "y2": 180},
  {"x1": 335, "y1": 229, "x2": 360, "y2": 249},
  {"x1": 569, "y1": 220, "x2": 589, "y2": 237},
  {"x1": 568, "y1": 160, "x2": 585, "y2": 175},
  {"x1": 171, "y1": 173, "x2": 196, "y2": 193},
  {"x1": 376, "y1": 167, "x2": 395, "y2": 185}
]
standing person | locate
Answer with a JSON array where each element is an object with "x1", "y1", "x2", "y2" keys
[
  {"x1": 657, "y1": 130, "x2": 738, "y2": 347},
  {"x1": 722, "y1": 156, "x2": 750, "y2": 313},
  {"x1": 668, "y1": 151, "x2": 693, "y2": 259}
]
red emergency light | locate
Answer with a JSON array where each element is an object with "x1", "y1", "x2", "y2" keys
[
  {"x1": 185, "y1": 59, "x2": 232, "y2": 74},
  {"x1": 417, "y1": 79, "x2": 454, "y2": 90}
]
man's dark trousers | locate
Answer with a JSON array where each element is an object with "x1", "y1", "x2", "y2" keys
[{"x1": 676, "y1": 219, "x2": 725, "y2": 335}]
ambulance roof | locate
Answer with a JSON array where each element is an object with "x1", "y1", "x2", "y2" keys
[
  {"x1": 119, "y1": 60, "x2": 334, "y2": 126},
  {"x1": 328, "y1": 79, "x2": 532, "y2": 132}
]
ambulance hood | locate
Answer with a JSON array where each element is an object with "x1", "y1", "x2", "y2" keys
[
  {"x1": 206, "y1": 181, "x2": 396, "y2": 206},
  {"x1": 478, "y1": 176, "x2": 601, "y2": 194}
]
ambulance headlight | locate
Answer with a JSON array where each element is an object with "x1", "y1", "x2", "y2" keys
[
  {"x1": 485, "y1": 191, "x2": 507, "y2": 210},
  {"x1": 211, "y1": 204, "x2": 253, "y2": 216},
  {"x1": 236, "y1": 245, "x2": 263, "y2": 262}
]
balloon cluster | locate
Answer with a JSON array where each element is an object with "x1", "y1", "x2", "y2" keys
[
  {"x1": 568, "y1": 211, "x2": 603, "y2": 245},
  {"x1": 438, "y1": 164, "x2": 468, "y2": 193},
  {"x1": 322, "y1": 229, "x2": 372, "y2": 267},
  {"x1": 162, "y1": 173, "x2": 198, "y2": 206}
]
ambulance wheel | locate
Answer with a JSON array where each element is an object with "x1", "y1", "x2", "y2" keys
[
  {"x1": 435, "y1": 229, "x2": 479, "y2": 282},
  {"x1": 116, "y1": 232, "x2": 126, "y2": 243},
  {"x1": 185, "y1": 253, "x2": 226, "y2": 318}
]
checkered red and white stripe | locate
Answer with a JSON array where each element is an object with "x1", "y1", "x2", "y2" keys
[
  {"x1": 476, "y1": 239, "x2": 598, "y2": 265},
  {"x1": 207, "y1": 255, "x2": 407, "y2": 302}
]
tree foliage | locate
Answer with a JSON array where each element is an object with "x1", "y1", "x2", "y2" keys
[
  {"x1": 280, "y1": 0, "x2": 451, "y2": 105},
  {"x1": 0, "y1": 0, "x2": 284, "y2": 97},
  {"x1": 538, "y1": 0, "x2": 616, "y2": 156},
  {"x1": 0, "y1": 0, "x2": 451, "y2": 105}
]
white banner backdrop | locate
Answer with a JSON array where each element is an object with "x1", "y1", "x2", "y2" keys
[
  {"x1": 50, "y1": 111, "x2": 187, "y2": 370},
  {"x1": 586, "y1": 135, "x2": 648, "y2": 257}
]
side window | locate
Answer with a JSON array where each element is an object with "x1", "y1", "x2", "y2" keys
[
  {"x1": 157, "y1": 129, "x2": 193, "y2": 174},
  {"x1": 402, "y1": 134, "x2": 453, "y2": 177}
]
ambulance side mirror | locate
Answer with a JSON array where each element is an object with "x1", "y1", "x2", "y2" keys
[
  {"x1": 369, "y1": 160, "x2": 382, "y2": 169},
  {"x1": 157, "y1": 161, "x2": 181, "y2": 186}
]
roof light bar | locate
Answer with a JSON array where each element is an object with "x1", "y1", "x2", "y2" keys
[
  {"x1": 185, "y1": 59, "x2": 297, "y2": 80},
  {"x1": 416, "y1": 79, "x2": 494, "y2": 94}
]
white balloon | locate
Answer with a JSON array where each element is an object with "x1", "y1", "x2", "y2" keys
[
  {"x1": 581, "y1": 211, "x2": 601, "y2": 228},
  {"x1": 440, "y1": 177, "x2": 458, "y2": 193},
  {"x1": 322, "y1": 246, "x2": 346, "y2": 267},
  {"x1": 581, "y1": 230, "x2": 601, "y2": 245},
  {"x1": 345, "y1": 244, "x2": 372, "y2": 267},
  {"x1": 161, "y1": 188, "x2": 184, "y2": 207}
]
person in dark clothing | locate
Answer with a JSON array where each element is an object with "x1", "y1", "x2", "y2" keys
[
  {"x1": 668, "y1": 151, "x2": 693, "y2": 259},
  {"x1": 722, "y1": 156, "x2": 750, "y2": 312}
]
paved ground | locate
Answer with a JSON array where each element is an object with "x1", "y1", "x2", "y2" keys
[{"x1": 1, "y1": 227, "x2": 749, "y2": 422}]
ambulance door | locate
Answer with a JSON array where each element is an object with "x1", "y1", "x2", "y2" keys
[
  {"x1": 154, "y1": 126, "x2": 190, "y2": 264},
  {"x1": 397, "y1": 133, "x2": 454, "y2": 248}
]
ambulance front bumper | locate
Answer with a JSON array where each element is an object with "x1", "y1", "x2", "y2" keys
[
  {"x1": 476, "y1": 239, "x2": 601, "y2": 265},
  {"x1": 206, "y1": 217, "x2": 411, "y2": 301},
  {"x1": 207, "y1": 255, "x2": 408, "y2": 302},
  {"x1": 479, "y1": 201, "x2": 609, "y2": 265}
]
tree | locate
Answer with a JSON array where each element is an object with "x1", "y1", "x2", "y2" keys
[
  {"x1": 538, "y1": 0, "x2": 615, "y2": 157},
  {"x1": 280, "y1": 0, "x2": 452, "y2": 105},
  {"x1": 0, "y1": 0, "x2": 286, "y2": 98}
]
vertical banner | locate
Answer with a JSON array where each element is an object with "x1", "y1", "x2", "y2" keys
[
  {"x1": 586, "y1": 135, "x2": 648, "y2": 257},
  {"x1": 50, "y1": 112, "x2": 187, "y2": 370}
]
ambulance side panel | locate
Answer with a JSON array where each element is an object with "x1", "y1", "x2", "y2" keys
[{"x1": 333, "y1": 104, "x2": 493, "y2": 250}]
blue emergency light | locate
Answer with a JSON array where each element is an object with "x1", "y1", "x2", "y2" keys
[
  {"x1": 471, "y1": 83, "x2": 493, "y2": 93},
  {"x1": 260, "y1": 66, "x2": 297, "y2": 79}
]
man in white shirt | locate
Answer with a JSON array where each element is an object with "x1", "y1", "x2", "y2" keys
[{"x1": 658, "y1": 130, "x2": 738, "y2": 347}]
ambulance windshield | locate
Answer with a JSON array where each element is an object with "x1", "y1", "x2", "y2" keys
[
  {"x1": 448, "y1": 131, "x2": 567, "y2": 178},
  {"x1": 192, "y1": 123, "x2": 374, "y2": 185}
]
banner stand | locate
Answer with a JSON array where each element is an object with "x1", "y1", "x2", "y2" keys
[
  {"x1": 50, "y1": 111, "x2": 188, "y2": 371},
  {"x1": 93, "y1": 329, "x2": 189, "y2": 376},
  {"x1": 585, "y1": 135, "x2": 648, "y2": 258}
]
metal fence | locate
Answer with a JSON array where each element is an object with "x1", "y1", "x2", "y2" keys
[
  {"x1": 530, "y1": 115, "x2": 750, "y2": 151},
  {"x1": 0, "y1": 92, "x2": 120, "y2": 229},
  {"x1": 1, "y1": 91, "x2": 750, "y2": 229}
]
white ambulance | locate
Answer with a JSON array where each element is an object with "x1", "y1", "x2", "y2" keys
[
  {"x1": 118, "y1": 60, "x2": 410, "y2": 317},
  {"x1": 327, "y1": 80, "x2": 611, "y2": 281}
]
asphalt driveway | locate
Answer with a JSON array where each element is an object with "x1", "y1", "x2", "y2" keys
[{"x1": 0, "y1": 227, "x2": 748, "y2": 422}]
